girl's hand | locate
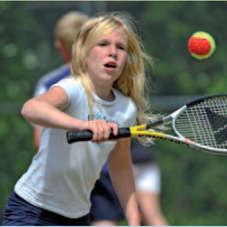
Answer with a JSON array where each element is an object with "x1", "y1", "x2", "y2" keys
[{"x1": 82, "y1": 120, "x2": 118, "y2": 142}]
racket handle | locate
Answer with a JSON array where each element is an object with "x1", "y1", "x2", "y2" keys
[{"x1": 66, "y1": 127, "x2": 131, "y2": 143}]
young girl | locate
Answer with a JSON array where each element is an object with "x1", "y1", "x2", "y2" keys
[{"x1": 2, "y1": 13, "x2": 151, "y2": 226}]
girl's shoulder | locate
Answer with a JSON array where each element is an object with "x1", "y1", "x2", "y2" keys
[
  {"x1": 52, "y1": 77, "x2": 85, "y2": 103},
  {"x1": 54, "y1": 77, "x2": 83, "y2": 92},
  {"x1": 57, "y1": 76, "x2": 80, "y2": 86}
]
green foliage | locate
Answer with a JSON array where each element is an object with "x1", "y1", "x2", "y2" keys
[
  {"x1": 0, "y1": 115, "x2": 33, "y2": 218},
  {"x1": 0, "y1": 2, "x2": 60, "y2": 221},
  {"x1": 157, "y1": 142, "x2": 227, "y2": 225},
  {"x1": 139, "y1": 2, "x2": 227, "y2": 95},
  {"x1": 0, "y1": 2, "x2": 60, "y2": 102},
  {"x1": 1, "y1": 1, "x2": 227, "y2": 225}
]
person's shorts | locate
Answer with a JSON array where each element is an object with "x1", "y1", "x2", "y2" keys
[
  {"x1": 133, "y1": 162, "x2": 161, "y2": 194},
  {"x1": 89, "y1": 162, "x2": 161, "y2": 222},
  {"x1": 89, "y1": 169, "x2": 124, "y2": 222},
  {"x1": 2, "y1": 191, "x2": 90, "y2": 226}
]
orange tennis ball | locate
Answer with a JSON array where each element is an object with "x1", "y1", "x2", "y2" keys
[{"x1": 187, "y1": 31, "x2": 216, "y2": 59}]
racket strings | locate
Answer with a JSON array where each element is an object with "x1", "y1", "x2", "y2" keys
[{"x1": 175, "y1": 97, "x2": 227, "y2": 149}]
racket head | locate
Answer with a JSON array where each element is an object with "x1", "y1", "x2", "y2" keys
[{"x1": 172, "y1": 94, "x2": 227, "y2": 154}]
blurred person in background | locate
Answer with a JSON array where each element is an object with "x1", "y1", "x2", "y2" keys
[
  {"x1": 90, "y1": 138, "x2": 168, "y2": 226},
  {"x1": 33, "y1": 11, "x2": 89, "y2": 150}
]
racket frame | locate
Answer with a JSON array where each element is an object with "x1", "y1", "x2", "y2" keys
[{"x1": 66, "y1": 94, "x2": 227, "y2": 154}]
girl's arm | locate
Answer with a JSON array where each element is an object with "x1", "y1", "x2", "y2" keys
[
  {"x1": 21, "y1": 86, "x2": 83, "y2": 130},
  {"x1": 108, "y1": 138, "x2": 141, "y2": 226},
  {"x1": 21, "y1": 86, "x2": 118, "y2": 142}
]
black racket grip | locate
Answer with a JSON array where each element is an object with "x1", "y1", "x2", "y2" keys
[{"x1": 66, "y1": 127, "x2": 131, "y2": 144}]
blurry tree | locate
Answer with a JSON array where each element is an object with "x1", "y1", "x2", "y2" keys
[
  {"x1": 140, "y1": 2, "x2": 227, "y2": 96},
  {"x1": 0, "y1": 1, "x2": 60, "y2": 220}
]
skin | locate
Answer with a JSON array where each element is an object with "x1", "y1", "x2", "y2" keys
[
  {"x1": 85, "y1": 27, "x2": 128, "y2": 101},
  {"x1": 136, "y1": 191, "x2": 168, "y2": 226},
  {"x1": 22, "y1": 26, "x2": 140, "y2": 225}
]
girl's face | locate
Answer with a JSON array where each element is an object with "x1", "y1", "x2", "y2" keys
[{"x1": 86, "y1": 27, "x2": 128, "y2": 89}]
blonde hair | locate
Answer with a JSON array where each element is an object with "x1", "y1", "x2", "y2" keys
[
  {"x1": 54, "y1": 11, "x2": 89, "y2": 52},
  {"x1": 72, "y1": 12, "x2": 152, "y2": 124}
]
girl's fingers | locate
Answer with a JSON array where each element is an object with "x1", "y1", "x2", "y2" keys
[
  {"x1": 87, "y1": 120, "x2": 118, "y2": 142},
  {"x1": 108, "y1": 122, "x2": 118, "y2": 136}
]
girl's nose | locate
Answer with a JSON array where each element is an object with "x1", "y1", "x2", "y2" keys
[{"x1": 108, "y1": 45, "x2": 117, "y2": 58}]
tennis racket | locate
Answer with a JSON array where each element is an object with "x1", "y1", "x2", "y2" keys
[{"x1": 66, "y1": 94, "x2": 227, "y2": 154}]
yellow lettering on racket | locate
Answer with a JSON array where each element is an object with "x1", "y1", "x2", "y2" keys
[{"x1": 129, "y1": 126, "x2": 166, "y2": 139}]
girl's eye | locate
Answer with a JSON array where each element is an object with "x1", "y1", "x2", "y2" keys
[
  {"x1": 117, "y1": 43, "x2": 127, "y2": 51},
  {"x1": 98, "y1": 41, "x2": 108, "y2": 46},
  {"x1": 118, "y1": 45, "x2": 126, "y2": 51}
]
